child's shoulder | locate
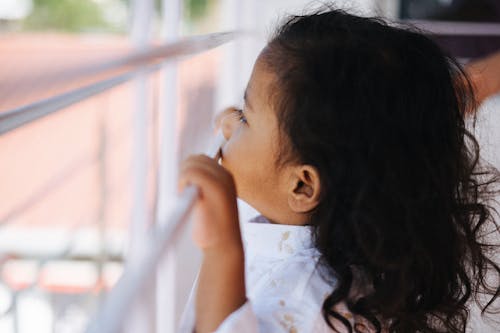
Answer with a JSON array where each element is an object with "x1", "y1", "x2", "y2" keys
[{"x1": 244, "y1": 226, "x2": 332, "y2": 305}]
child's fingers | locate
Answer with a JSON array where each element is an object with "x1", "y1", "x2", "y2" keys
[
  {"x1": 178, "y1": 155, "x2": 234, "y2": 196},
  {"x1": 179, "y1": 167, "x2": 232, "y2": 201},
  {"x1": 180, "y1": 155, "x2": 233, "y2": 184},
  {"x1": 178, "y1": 166, "x2": 217, "y2": 198},
  {"x1": 179, "y1": 155, "x2": 222, "y2": 185},
  {"x1": 180, "y1": 154, "x2": 218, "y2": 170},
  {"x1": 178, "y1": 157, "x2": 211, "y2": 193}
]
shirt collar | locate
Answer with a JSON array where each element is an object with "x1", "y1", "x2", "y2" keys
[{"x1": 241, "y1": 215, "x2": 317, "y2": 260}]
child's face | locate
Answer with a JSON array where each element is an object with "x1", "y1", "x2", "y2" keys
[{"x1": 218, "y1": 55, "x2": 297, "y2": 224}]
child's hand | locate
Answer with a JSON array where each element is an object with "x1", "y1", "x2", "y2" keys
[
  {"x1": 180, "y1": 155, "x2": 246, "y2": 333},
  {"x1": 178, "y1": 154, "x2": 243, "y2": 254}
]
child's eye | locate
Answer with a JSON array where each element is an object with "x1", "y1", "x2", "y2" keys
[{"x1": 233, "y1": 108, "x2": 248, "y2": 124}]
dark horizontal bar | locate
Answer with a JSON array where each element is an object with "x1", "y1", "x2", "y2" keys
[{"x1": 400, "y1": 20, "x2": 500, "y2": 58}]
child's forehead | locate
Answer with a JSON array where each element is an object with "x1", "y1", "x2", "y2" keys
[
  {"x1": 243, "y1": 89, "x2": 255, "y2": 112},
  {"x1": 247, "y1": 58, "x2": 276, "y2": 100}
]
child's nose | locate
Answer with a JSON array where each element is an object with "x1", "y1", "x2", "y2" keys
[{"x1": 214, "y1": 107, "x2": 238, "y2": 141}]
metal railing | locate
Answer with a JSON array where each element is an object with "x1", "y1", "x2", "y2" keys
[{"x1": 0, "y1": 31, "x2": 236, "y2": 333}]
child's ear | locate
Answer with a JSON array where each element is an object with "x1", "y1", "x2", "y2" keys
[{"x1": 287, "y1": 165, "x2": 321, "y2": 213}]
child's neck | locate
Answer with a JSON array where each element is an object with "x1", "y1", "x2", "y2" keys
[{"x1": 261, "y1": 211, "x2": 310, "y2": 226}]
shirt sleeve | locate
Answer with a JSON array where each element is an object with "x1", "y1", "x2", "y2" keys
[
  {"x1": 182, "y1": 297, "x2": 362, "y2": 333},
  {"x1": 212, "y1": 297, "x2": 335, "y2": 333},
  {"x1": 212, "y1": 301, "x2": 259, "y2": 333}
]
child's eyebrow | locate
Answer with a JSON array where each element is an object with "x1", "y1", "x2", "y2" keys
[{"x1": 243, "y1": 89, "x2": 254, "y2": 112}]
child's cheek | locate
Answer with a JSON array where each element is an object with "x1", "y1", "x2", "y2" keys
[
  {"x1": 220, "y1": 127, "x2": 244, "y2": 166},
  {"x1": 220, "y1": 139, "x2": 238, "y2": 176},
  {"x1": 220, "y1": 134, "x2": 248, "y2": 195}
]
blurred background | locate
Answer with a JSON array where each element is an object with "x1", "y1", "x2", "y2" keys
[{"x1": 0, "y1": 1, "x2": 499, "y2": 332}]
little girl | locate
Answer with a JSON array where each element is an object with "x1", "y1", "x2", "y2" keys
[{"x1": 178, "y1": 7, "x2": 500, "y2": 333}]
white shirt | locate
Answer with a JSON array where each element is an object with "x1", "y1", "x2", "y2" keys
[{"x1": 178, "y1": 215, "x2": 364, "y2": 333}]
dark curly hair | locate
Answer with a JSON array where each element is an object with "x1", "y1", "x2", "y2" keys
[{"x1": 261, "y1": 6, "x2": 500, "y2": 333}]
